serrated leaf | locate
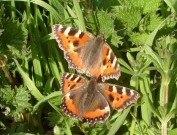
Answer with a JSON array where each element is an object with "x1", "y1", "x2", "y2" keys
[
  {"x1": 129, "y1": 32, "x2": 149, "y2": 46},
  {"x1": 115, "y1": 6, "x2": 141, "y2": 32},
  {"x1": 0, "y1": 86, "x2": 31, "y2": 117},
  {"x1": 47, "y1": 112, "x2": 61, "y2": 127},
  {"x1": 13, "y1": 86, "x2": 31, "y2": 113},
  {"x1": 118, "y1": 0, "x2": 143, "y2": 7},
  {"x1": 142, "y1": 0, "x2": 161, "y2": 14},
  {"x1": 145, "y1": 13, "x2": 162, "y2": 31},
  {"x1": 0, "y1": 86, "x2": 14, "y2": 103},
  {"x1": 96, "y1": 11, "x2": 122, "y2": 46},
  {"x1": 95, "y1": 0, "x2": 119, "y2": 10},
  {"x1": 0, "y1": 20, "x2": 28, "y2": 58}
]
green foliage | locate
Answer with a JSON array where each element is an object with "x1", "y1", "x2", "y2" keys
[
  {"x1": 0, "y1": 0, "x2": 177, "y2": 134},
  {"x1": 0, "y1": 86, "x2": 31, "y2": 117},
  {"x1": 0, "y1": 20, "x2": 28, "y2": 59},
  {"x1": 96, "y1": 10, "x2": 122, "y2": 46},
  {"x1": 114, "y1": 6, "x2": 142, "y2": 32}
]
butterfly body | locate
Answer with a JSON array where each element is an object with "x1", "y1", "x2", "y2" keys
[
  {"x1": 60, "y1": 73, "x2": 140, "y2": 125},
  {"x1": 52, "y1": 24, "x2": 120, "y2": 81}
]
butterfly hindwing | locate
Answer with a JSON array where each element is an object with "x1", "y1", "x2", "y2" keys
[
  {"x1": 81, "y1": 80, "x2": 110, "y2": 125},
  {"x1": 61, "y1": 88, "x2": 85, "y2": 119},
  {"x1": 60, "y1": 73, "x2": 110, "y2": 125},
  {"x1": 100, "y1": 84, "x2": 140, "y2": 110}
]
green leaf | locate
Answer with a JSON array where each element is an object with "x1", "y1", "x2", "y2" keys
[
  {"x1": 129, "y1": 32, "x2": 149, "y2": 46},
  {"x1": 96, "y1": 11, "x2": 122, "y2": 46},
  {"x1": 0, "y1": 20, "x2": 28, "y2": 58},
  {"x1": 14, "y1": 59, "x2": 44, "y2": 100},
  {"x1": 118, "y1": 0, "x2": 161, "y2": 15},
  {"x1": 164, "y1": 0, "x2": 177, "y2": 13},
  {"x1": 0, "y1": 86, "x2": 31, "y2": 117},
  {"x1": 169, "y1": 128, "x2": 177, "y2": 135},
  {"x1": 13, "y1": 86, "x2": 31, "y2": 114},
  {"x1": 107, "y1": 107, "x2": 131, "y2": 135},
  {"x1": 144, "y1": 14, "x2": 172, "y2": 46},
  {"x1": 31, "y1": 0, "x2": 62, "y2": 22},
  {"x1": 115, "y1": 6, "x2": 141, "y2": 32},
  {"x1": 0, "y1": 86, "x2": 15, "y2": 104},
  {"x1": 95, "y1": 0, "x2": 119, "y2": 10},
  {"x1": 73, "y1": 0, "x2": 86, "y2": 30},
  {"x1": 142, "y1": 0, "x2": 161, "y2": 14},
  {"x1": 51, "y1": 0, "x2": 67, "y2": 22},
  {"x1": 145, "y1": 13, "x2": 162, "y2": 32}
]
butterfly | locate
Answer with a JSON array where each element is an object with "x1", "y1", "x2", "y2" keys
[
  {"x1": 52, "y1": 24, "x2": 120, "y2": 82},
  {"x1": 60, "y1": 72, "x2": 140, "y2": 125}
]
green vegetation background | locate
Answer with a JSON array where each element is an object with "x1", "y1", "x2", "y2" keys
[{"x1": 0, "y1": 0, "x2": 177, "y2": 135}]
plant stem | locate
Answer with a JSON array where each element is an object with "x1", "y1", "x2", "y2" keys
[
  {"x1": 162, "y1": 121, "x2": 167, "y2": 135},
  {"x1": 11, "y1": 0, "x2": 16, "y2": 19},
  {"x1": 2, "y1": 66, "x2": 15, "y2": 87},
  {"x1": 164, "y1": 84, "x2": 168, "y2": 107},
  {"x1": 160, "y1": 77, "x2": 169, "y2": 135}
]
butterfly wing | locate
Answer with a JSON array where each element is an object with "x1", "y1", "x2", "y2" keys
[
  {"x1": 60, "y1": 74, "x2": 110, "y2": 125},
  {"x1": 61, "y1": 88, "x2": 85, "y2": 119},
  {"x1": 99, "y1": 84, "x2": 140, "y2": 110},
  {"x1": 60, "y1": 72, "x2": 86, "y2": 94},
  {"x1": 101, "y1": 43, "x2": 121, "y2": 81},
  {"x1": 60, "y1": 73, "x2": 87, "y2": 119},
  {"x1": 52, "y1": 24, "x2": 94, "y2": 71},
  {"x1": 53, "y1": 25, "x2": 120, "y2": 81},
  {"x1": 52, "y1": 24, "x2": 93, "y2": 52},
  {"x1": 82, "y1": 90, "x2": 110, "y2": 125}
]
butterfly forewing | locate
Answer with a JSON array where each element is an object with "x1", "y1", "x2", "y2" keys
[
  {"x1": 101, "y1": 43, "x2": 121, "y2": 81},
  {"x1": 52, "y1": 24, "x2": 93, "y2": 51},
  {"x1": 60, "y1": 73, "x2": 86, "y2": 94}
]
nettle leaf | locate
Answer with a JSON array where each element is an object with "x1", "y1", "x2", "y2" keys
[
  {"x1": 94, "y1": 0, "x2": 119, "y2": 10},
  {"x1": 0, "y1": 86, "x2": 15, "y2": 104},
  {"x1": 118, "y1": 0, "x2": 143, "y2": 7},
  {"x1": 13, "y1": 86, "x2": 31, "y2": 114},
  {"x1": 96, "y1": 11, "x2": 122, "y2": 46},
  {"x1": 86, "y1": 11, "x2": 97, "y2": 35},
  {"x1": 144, "y1": 13, "x2": 162, "y2": 32},
  {"x1": 142, "y1": 0, "x2": 161, "y2": 14},
  {"x1": 48, "y1": 112, "x2": 62, "y2": 127},
  {"x1": 118, "y1": 0, "x2": 161, "y2": 14},
  {"x1": 115, "y1": 6, "x2": 141, "y2": 32},
  {"x1": 129, "y1": 32, "x2": 149, "y2": 46},
  {"x1": 0, "y1": 20, "x2": 28, "y2": 58},
  {"x1": 0, "y1": 86, "x2": 31, "y2": 117}
]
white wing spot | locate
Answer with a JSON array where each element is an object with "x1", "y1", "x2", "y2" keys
[
  {"x1": 122, "y1": 87, "x2": 126, "y2": 95},
  {"x1": 58, "y1": 25, "x2": 63, "y2": 31},
  {"x1": 64, "y1": 27, "x2": 71, "y2": 36},
  {"x1": 75, "y1": 30, "x2": 82, "y2": 38},
  {"x1": 105, "y1": 106, "x2": 110, "y2": 111},
  {"x1": 65, "y1": 93, "x2": 71, "y2": 98},
  {"x1": 74, "y1": 76, "x2": 80, "y2": 82},
  {"x1": 112, "y1": 57, "x2": 117, "y2": 67},
  {"x1": 112, "y1": 86, "x2": 117, "y2": 93},
  {"x1": 130, "y1": 90, "x2": 134, "y2": 95}
]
